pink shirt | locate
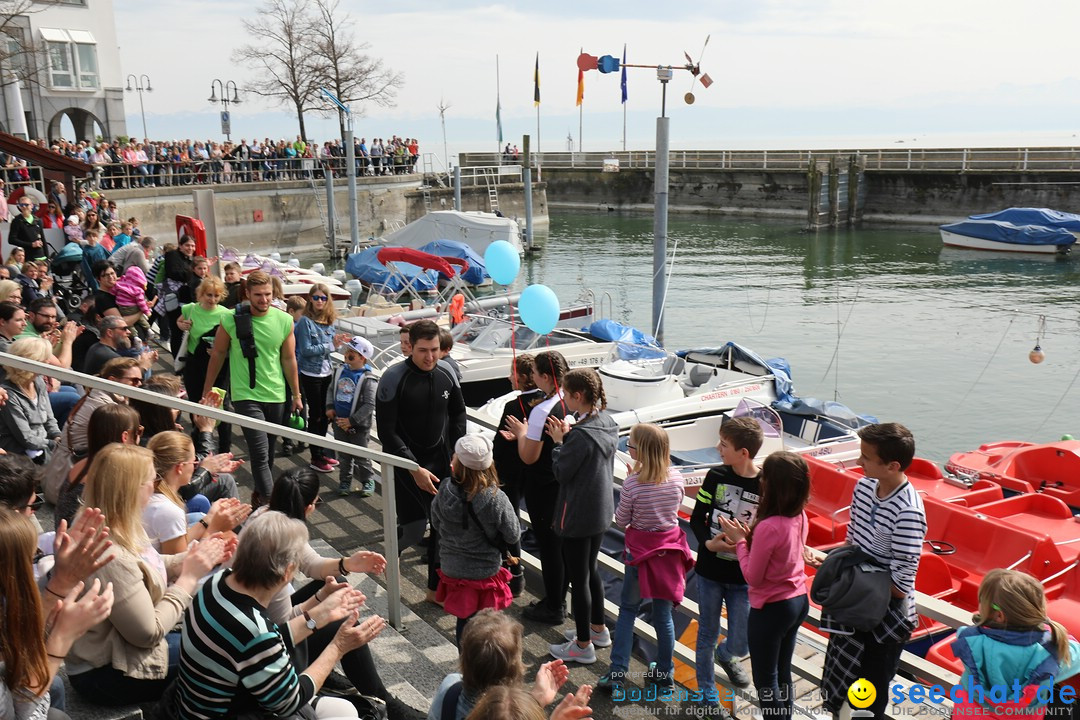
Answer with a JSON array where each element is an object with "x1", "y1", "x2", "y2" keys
[{"x1": 735, "y1": 512, "x2": 808, "y2": 609}]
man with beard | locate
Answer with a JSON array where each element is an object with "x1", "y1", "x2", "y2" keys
[
  {"x1": 203, "y1": 270, "x2": 302, "y2": 507},
  {"x1": 376, "y1": 319, "x2": 467, "y2": 600},
  {"x1": 81, "y1": 315, "x2": 146, "y2": 376}
]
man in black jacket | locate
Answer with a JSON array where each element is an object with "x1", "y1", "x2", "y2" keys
[
  {"x1": 8, "y1": 196, "x2": 46, "y2": 260},
  {"x1": 376, "y1": 319, "x2": 467, "y2": 598}
]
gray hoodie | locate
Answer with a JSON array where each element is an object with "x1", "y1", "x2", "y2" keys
[
  {"x1": 431, "y1": 477, "x2": 520, "y2": 580},
  {"x1": 551, "y1": 410, "x2": 618, "y2": 538}
]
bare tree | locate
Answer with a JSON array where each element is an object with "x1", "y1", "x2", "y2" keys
[
  {"x1": 231, "y1": 0, "x2": 325, "y2": 141},
  {"x1": 0, "y1": 0, "x2": 66, "y2": 90},
  {"x1": 310, "y1": 0, "x2": 403, "y2": 139}
]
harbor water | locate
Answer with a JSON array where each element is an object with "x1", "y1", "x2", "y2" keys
[{"x1": 517, "y1": 212, "x2": 1080, "y2": 464}]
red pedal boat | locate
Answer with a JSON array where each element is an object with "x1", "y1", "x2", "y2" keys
[{"x1": 946, "y1": 440, "x2": 1080, "y2": 509}]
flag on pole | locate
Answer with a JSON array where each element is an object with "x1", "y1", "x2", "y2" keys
[
  {"x1": 620, "y1": 44, "x2": 627, "y2": 103},
  {"x1": 534, "y1": 53, "x2": 541, "y2": 106},
  {"x1": 576, "y1": 47, "x2": 584, "y2": 106},
  {"x1": 496, "y1": 96, "x2": 503, "y2": 143}
]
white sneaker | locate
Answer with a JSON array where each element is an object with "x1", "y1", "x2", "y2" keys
[
  {"x1": 549, "y1": 639, "x2": 597, "y2": 664},
  {"x1": 563, "y1": 626, "x2": 612, "y2": 648}
]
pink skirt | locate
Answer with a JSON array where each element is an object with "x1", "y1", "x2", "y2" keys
[{"x1": 436, "y1": 567, "x2": 513, "y2": 619}]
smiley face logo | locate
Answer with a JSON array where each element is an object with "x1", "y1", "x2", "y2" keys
[{"x1": 847, "y1": 678, "x2": 876, "y2": 709}]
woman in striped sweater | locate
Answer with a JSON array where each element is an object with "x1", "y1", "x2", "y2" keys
[
  {"x1": 599, "y1": 423, "x2": 694, "y2": 693},
  {"x1": 170, "y1": 510, "x2": 385, "y2": 720}
]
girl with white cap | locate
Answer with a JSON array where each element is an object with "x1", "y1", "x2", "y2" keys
[{"x1": 431, "y1": 433, "x2": 521, "y2": 645}]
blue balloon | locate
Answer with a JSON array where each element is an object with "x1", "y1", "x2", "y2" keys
[
  {"x1": 484, "y1": 240, "x2": 520, "y2": 286},
  {"x1": 519, "y1": 284, "x2": 560, "y2": 335}
]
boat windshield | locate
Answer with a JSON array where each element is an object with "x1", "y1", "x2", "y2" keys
[{"x1": 452, "y1": 314, "x2": 593, "y2": 352}]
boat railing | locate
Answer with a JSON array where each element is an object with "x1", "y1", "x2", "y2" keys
[
  {"x1": 466, "y1": 406, "x2": 964, "y2": 715},
  {"x1": 461, "y1": 148, "x2": 1080, "y2": 174}
]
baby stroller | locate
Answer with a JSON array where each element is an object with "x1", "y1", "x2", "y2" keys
[{"x1": 50, "y1": 242, "x2": 91, "y2": 313}]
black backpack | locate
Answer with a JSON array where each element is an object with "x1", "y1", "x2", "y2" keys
[{"x1": 233, "y1": 303, "x2": 258, "y2": 390}]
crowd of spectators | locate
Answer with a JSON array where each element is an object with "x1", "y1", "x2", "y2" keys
[{"x1": 0, "y1": 135, "x2": 422, "y2": 192}]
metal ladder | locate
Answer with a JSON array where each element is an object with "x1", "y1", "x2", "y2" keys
[
  {"x1": 421, "y1": 186, "x2": 432, "y2": 213},
  {"x1": 308, "y1": 173, "x2": 333, "y2": 246},
  {"x1": 484, "y1": 169, "x2": 499, "y2": 212}
]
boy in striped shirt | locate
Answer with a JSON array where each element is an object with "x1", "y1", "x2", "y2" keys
[{"x1": 821, "y1": 422, "x2": 927, "y2": 719}]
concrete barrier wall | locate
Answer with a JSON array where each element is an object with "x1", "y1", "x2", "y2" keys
[
  {"x1": 107, "y1": 175, "x2": 419, "y2": 254},
  {"x1": 543, "y1": 167, "x2": 1080, "y2": 225},
  {"x1": 543, "y1": 168, "x2": 809, "y2": 219}
]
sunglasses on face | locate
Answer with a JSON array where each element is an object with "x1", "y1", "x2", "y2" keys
[
  {"x1": 21, "y1": 493, "x2": 42, "y2": 511},
  {"x1": 311, "y1": 294, "x2": 328, "y2": 302}
]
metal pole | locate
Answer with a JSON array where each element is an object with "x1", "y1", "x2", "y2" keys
[
  {"x1": 653, "y1": 112, "x2": 669, "y2": 345},
  {"x1": 381, "y1": 463, "x2": 402, "y2": 629},
  {"x1": 345, "y1": 117, "x2": 359, "y2": 255},
  {"x1": 325, "y1": 172, "x2": 336, "y2": 250},
  {"x1": 137, "y1": 88, "x2": 147, "y2": 140},
  {"x1": 522, "y1": 134, "x2": 533, "y2": 252},
  {"x1": 453, "y1": 165, "x2": 462, "y2": 211}
]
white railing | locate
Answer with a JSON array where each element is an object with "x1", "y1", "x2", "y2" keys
[
  {"x1": 461, "y1": 148, "x2": 1080, "y2": 174},
  {"x1": 0, "y1": 352, "x2": 419, "y2": 629}
]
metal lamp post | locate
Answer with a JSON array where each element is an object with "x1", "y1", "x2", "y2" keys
[
  {"x1": 124, "y1": 74, "x2": 151, "y2": 140},
  {"x1": 208, "y1": 79, "x2": 242, "y2": 142}
]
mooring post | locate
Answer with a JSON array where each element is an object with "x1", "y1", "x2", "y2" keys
[
  {"x1": 653, "y1": 114, "x2": 670, "y2": 346},
  {"x1": 828, "y1": 156, "x2": 840, "y2": 228},
  {"x1": 806, "y1": 155, "x2": 820, "y2": 230},
  {"x1": 453, "y1": 165, "x2": 462, "y2": 211},
  {"x1": 522, "y1": 134, "x2": 534, "y2": 252}
]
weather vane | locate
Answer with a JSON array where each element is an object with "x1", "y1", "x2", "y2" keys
[{"x1": 576, "y1": 35, "x2": 712, "y2": 114}]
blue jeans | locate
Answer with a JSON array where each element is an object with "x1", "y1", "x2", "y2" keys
[
  {"x1": 696, "y1": 576, "x2": 749, "y2": 693},
  {"x1": 50, "y1": 385, "x2": 82, "y2": 428},
  {"x1": 748, "y1": 594, "x2": 809, "y2": 720},
  {"x1": 610, "y1": 551, "x2": 675, "y2": 677}
]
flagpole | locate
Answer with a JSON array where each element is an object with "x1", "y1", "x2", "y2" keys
[
  {"x1": 623, "y1": 105, "x2": 626, "y2": 152},
  {"x1": 578, "y1": 105, "x2": 583, "y2": 153},
  {"x1": 496, "y1": 54, "x2": 502, "y2": 162}
]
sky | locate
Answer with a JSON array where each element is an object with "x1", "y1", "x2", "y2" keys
[{"x1": 112, "y1": 0, "x2": 1080, "y2": 159}]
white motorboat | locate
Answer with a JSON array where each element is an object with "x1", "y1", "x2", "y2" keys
[
  {"x1": 601, "y1": 343, "x2": 791, "y2": 430},
  {"x1": 381, "y1": 210, "x2": 523, "y2": 255}
]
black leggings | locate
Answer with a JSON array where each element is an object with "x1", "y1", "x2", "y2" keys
[
  {"x1": 299, "y1": 373, "x2": 332, "y2": 462},
  {"x1": 561, "y1": 533, "x2": 605, "y2": 643},
  {"x1": 524, "y1": 482, "x2": 565, "y2": 611},
  {"x1": 290, "y1": 579, "x2": 390, "y2": 701}
]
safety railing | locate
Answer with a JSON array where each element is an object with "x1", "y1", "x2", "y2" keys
[
  {"x1": 0, "y1": 352, "x2": 419, "y2": 629},
  {"x1": 461, "y1": 148, "x2": 1080, "y2": 174},
  {"x1": 83, "y1": 156, "x2": 422, "y2": 192},
  {"x1": 467, "y1": 405, "x2": 965, "y2": 717},
  {"x1": 449, "y1": 164, "x2": 525, "y2": 189}
]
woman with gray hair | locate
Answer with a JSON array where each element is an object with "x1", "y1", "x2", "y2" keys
[{"x1": 169, "y1": 510, "x2": 386, "y2": 720}]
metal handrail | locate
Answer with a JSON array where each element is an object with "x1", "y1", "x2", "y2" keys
[
  {"x1": 461, "y1": 147, "x2": 1080, "y2": 174},
  {"x1": 0, "y1": 352, "x2": 418, "y2": 628}
]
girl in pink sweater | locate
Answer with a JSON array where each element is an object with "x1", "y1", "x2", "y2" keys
[
  {"x1": 114, "y1": 265, "x2": 152, "y2": 338},
  {"x1": 720, "y1": 451, "x2": 810, "y2": 720}
]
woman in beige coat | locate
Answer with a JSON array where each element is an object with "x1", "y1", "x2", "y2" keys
[{"x1": 64, "y1": 444, "x2": 232, "y2": 706}]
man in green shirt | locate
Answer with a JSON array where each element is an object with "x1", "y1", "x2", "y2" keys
[{"x1": 204, "y1": 270, "x2": 302, "y2": 505}]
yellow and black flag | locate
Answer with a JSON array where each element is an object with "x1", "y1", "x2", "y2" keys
[{"x1": 533, "y1": 53, "x2": 540, "y2": 106}]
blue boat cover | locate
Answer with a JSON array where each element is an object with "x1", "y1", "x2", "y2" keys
[
  {"x1": 940, "y1": 220, "x2": 1076, "y2": 247},
  {"x1": 416, "y1": 239, "x2": 488, "y2": 285},
  {"x1": 969, "y1": 208, "x2": 1080, "y2": 233},
  {"x1": 344, "y1": 246, "x2": 438, "y2": 294},
  {"x1": 583, "y1": 319, "x2": 665, "y2": 360},
  {"x1": 772, "y1": 397, "x2": 878, "y2": 429},
  {"x1": 676, "y1": 342, "x2": 795, "y2": 403}
]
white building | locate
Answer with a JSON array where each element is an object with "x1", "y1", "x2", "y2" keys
[{"x1": 0, "y1": 0, "x2": 125, "y2": 141}]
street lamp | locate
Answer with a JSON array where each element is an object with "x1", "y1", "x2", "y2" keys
[
  {"x1": 125, "y1": 74, "x2": 152, "y2": 140},
  {"x1": 208, "y1": 79, "x2": 242, "y2": 142}
]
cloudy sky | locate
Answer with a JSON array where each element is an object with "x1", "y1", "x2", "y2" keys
[{"x1": 113, "y1": 0, "x2": 1080, "y2": 156}]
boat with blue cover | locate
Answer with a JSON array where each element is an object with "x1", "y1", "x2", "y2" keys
[{"x1": 940, "y1": 207, "x2": 1080, "y2": 254}]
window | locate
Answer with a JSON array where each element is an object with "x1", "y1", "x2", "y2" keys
[
  {"x1": 41, "y1": 28, "x2": 98, "y2": 90},
  {"x1": 75, "y1": 43, "x2": 97, "y2": 88},
  {"x1": 47, "y1": 41, "x2": 72, "y2": 87}
]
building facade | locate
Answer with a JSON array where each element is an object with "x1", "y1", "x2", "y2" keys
[{"x1": 0, "y1": 0, "x2": 125, "y2": 142}]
